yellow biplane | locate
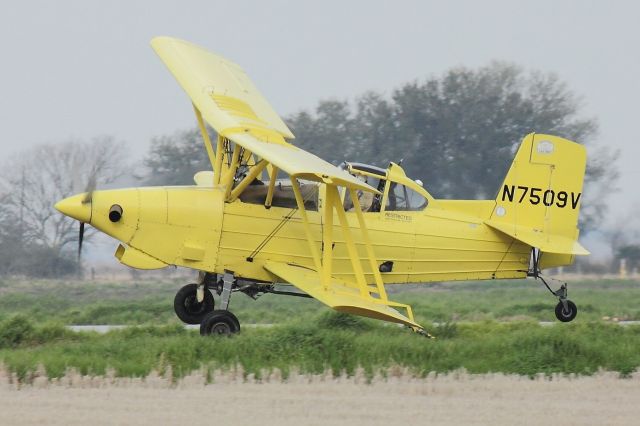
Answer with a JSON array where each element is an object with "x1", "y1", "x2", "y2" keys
[{"x1": 55, "y1": 37, "x2": 588, "y2": 336}]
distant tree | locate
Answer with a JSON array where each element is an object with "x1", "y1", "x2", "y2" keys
[
  {"x1": 141, "y1": 63, "x2": 617, "y2": 230},
  {"x1": 0, "y1": 192, "x2": 80, "y2": 278},
  {"x1": 0, "y1": 193, "x2": 23, "y2": 275},
  {"x1": 0, "y1": 137, "x2": 128, "y2": 272},
  {"x1": 605, "y1": 209, "x2": 640, "y2": 271},
  {"x1": 143, "y1": 128, "x2": 212, "y2": 186},
  {"x1": 616, "y1": 244, "x2": 640, "y2": 272},
  {"x1": 287, "y1": 62, "x2": 617, "y2": 229}
]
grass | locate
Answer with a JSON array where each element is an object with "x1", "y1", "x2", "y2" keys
[
  {"x1": 0, "y1": 277, "x2": 639, "y2": 381},
  {"x1": 0, "y1": 277, "x2": 639, "y2": 325},
  {"x1": 1, "y1": 313, "x2": 639, "y2": 381},
  {"x1": 395, "y1": 279, "x2": 640, "y2": 324}
]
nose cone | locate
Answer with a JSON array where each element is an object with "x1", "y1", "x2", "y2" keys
[{"x1": 54, "y1": 194, "x2": 92, "y2": 223}]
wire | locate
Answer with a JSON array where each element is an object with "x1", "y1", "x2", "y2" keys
[{"x1": 246, "y1": 180, "x2": 317, "y2": 261}]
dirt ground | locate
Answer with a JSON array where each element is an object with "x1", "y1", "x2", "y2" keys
[{"x1": 1, "y1": 369, "x2": 639, "y2": 425}]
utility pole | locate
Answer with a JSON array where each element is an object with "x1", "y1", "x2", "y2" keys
[{"x1": 19, "y1": 166, "x2": 25, "y2": 240}]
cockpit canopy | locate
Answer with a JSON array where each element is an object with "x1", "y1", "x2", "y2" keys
[
  {"x1": 341, "y1": 161, "x2": 430, "y2": 213},
  {"x1": 225, "y1": 161, "x2": 430, "y2": 213}
]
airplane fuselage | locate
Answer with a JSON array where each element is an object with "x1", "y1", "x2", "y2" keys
[{"x1": 57, "y1": 183, "x2": 571, "y2": 286}]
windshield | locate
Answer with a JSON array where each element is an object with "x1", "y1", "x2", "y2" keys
[{"x1": 385, "y1": 182, "x2": 428, "y2": 211}]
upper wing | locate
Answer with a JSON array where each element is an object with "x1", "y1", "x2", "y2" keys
[
  {"x1": 231, "y1": 132, "x2": 376, "y2": 189},
  {"x1": 151, "y1": 36, "x2": 375, "y2": 193},
  {"x1": 151, "y1": 36, "x2": 294, "y2": 140}
]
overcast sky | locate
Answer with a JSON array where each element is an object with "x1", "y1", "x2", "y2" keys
[{"x1": 1, "y1": 0, "x2": 638, "y2": 217}]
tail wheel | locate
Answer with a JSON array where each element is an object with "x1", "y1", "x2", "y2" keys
[
  {"x1": 200, "y1": 310, "x2": 241, "y2": 336},
  {"x1": 555, "y1": 300, "x2": 577, "y2": 322},
  {"x1": 174, "y1": 283, "x2": 214, "y2": 325}
]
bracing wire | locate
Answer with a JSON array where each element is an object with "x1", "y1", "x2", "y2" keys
[{"x1": 246, "y1": 180, "x2": 317, "y2": 261}]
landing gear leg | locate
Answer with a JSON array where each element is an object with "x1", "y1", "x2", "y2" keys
[
  {"x1": 200, "y1": 271, "x2": 241, "y2": 336},
  {"x1": 196, "y1": 271, "x2": 207, "y2": 303},
  {"x1": 219, "y1": 271, "x2": 233, "y2": 310},
  {"x1": 529, "y1": 249, "x2": 577, "y2": 322}
]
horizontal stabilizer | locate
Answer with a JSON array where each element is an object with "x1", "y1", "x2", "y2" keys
[
  {"x1": 485, "y1": 220, "x2": 589, "y2": 255},
  {"x1": 264, "y1": 261, "x2": 422, "y2": 328}
]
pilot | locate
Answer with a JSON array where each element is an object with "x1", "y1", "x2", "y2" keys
[
  {"x1": 347, "y1": 175, "x2": 374, "y2": 212},
  {"x1": 358, "y1": 189, "x2": 374, "y2": 211}
]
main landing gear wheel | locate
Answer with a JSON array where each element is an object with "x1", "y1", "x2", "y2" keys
[
  {"x1": 200, "y1": 310, "x2": 241, "y2": 336},
  {"x1": 173, "y1": 283, "x2": 214, "y2": 325},
  {"x1": 555, "y1": 300, "x2": 577, "y2": 322}
]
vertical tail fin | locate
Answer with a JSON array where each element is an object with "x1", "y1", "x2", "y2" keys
[{"x1": 485, "y1": 133, "x2": 589, "y2": 256}]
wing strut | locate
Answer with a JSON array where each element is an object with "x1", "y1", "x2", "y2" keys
[
  {"x1": 193, "y1": 104, "x2": 216, "y2": 185},
  {"x1": 348, "y1": 187, "x2": 388, "y2": 301},
  {"x1": 229, "y1": 160, "x2": 267, "y2": 202},
  {"x1": 291, "y1": 179, "x2": 421, "y2": 329},
  {"x1": 265, "y1": 165, "x2": 279, "y2": 208},
  {"x1": 213, "y1": 136, "x2": 225, "y2": 185},
  {"x1": 291, "y1": 178, "x2": 323, "y2": 273}
]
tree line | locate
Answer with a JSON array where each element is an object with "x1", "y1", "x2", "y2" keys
[{"x1": 0, "y1": 63, "x2": 624, "y2": 277}]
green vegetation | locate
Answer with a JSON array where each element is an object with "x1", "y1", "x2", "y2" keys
[
  {"x1": 0, "y1": 278, "x2": 638, "y2": 325},
  {"x1": 397, "y1": 279, "x2": 640, "y2": 324},
  {"x1": 1, "y1": 314, "x2": 639, "y2": 381},
  {"x1": 0, "y1": 278, "x2": 639, "y2": 380}
]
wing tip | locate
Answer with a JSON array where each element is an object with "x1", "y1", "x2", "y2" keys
[
  {"x1": 150, "y1": 36, "x2": 205, "y2": 54},
  {"x1": 150, "y1": 35, "x2": 175, "y2": 49}
]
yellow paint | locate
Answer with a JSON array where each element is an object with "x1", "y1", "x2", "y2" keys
[
  {"x1": 213, "y1": 136, "x2": 225, "y2": 185},
  {"x1": 193, "y1": 104, "x2": 216, "y2": 176},
  {"x1": 150, "y1": 36, "x2": 294, "y2": 139},
  {"x1": 264, "y1": 261, "x2": 421, "y2": 328},
  {"x1": 349, "y1": 187, "x2": 388, "y2": 301},
  {"x1": 486, "y1": 133, "x2": 589, "y2": 256},
  {"x1": 115, "y1": 244, "x2": 167, "y2": 270},
  {"x1": 54, "y1": 37, "x2": 590, "y2": 332},
  {"x1": 265, "y1": 165, "x2": 279, "y2": 208},
  {"x1": 182, "y1": 243, "x2": 205, "y2": 261}
]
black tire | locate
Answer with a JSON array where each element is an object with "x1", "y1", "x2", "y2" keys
[
  {"x1": 555, "y1": 300, "x2": 577, "y2": 322},
  {"x1": 200, "y1": 310, "x2": 241, "y2": 336},
  {"x1": 174, "y1": 283, "x2": 214, "y2": 325}
]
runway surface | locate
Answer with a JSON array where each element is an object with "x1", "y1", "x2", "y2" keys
[{"x1": 1, "y1": 370, "x2": 638, "y2": 425}]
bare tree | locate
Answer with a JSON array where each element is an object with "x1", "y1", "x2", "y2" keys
[{"x1": 0, "y1": 136, "x2": 128, "y2": 253}]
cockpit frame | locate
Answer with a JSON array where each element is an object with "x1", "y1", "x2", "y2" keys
[{"x1": 342, "y1": 161, "x2": 433, "y2": 214}]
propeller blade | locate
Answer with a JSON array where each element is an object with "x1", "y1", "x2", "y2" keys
[
  {"x1": 82, "y1": 173, "x2": 97, "y2": 204},
  {"x1": 78, "y1": 222, "x2": 85, "y2": 261}
]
